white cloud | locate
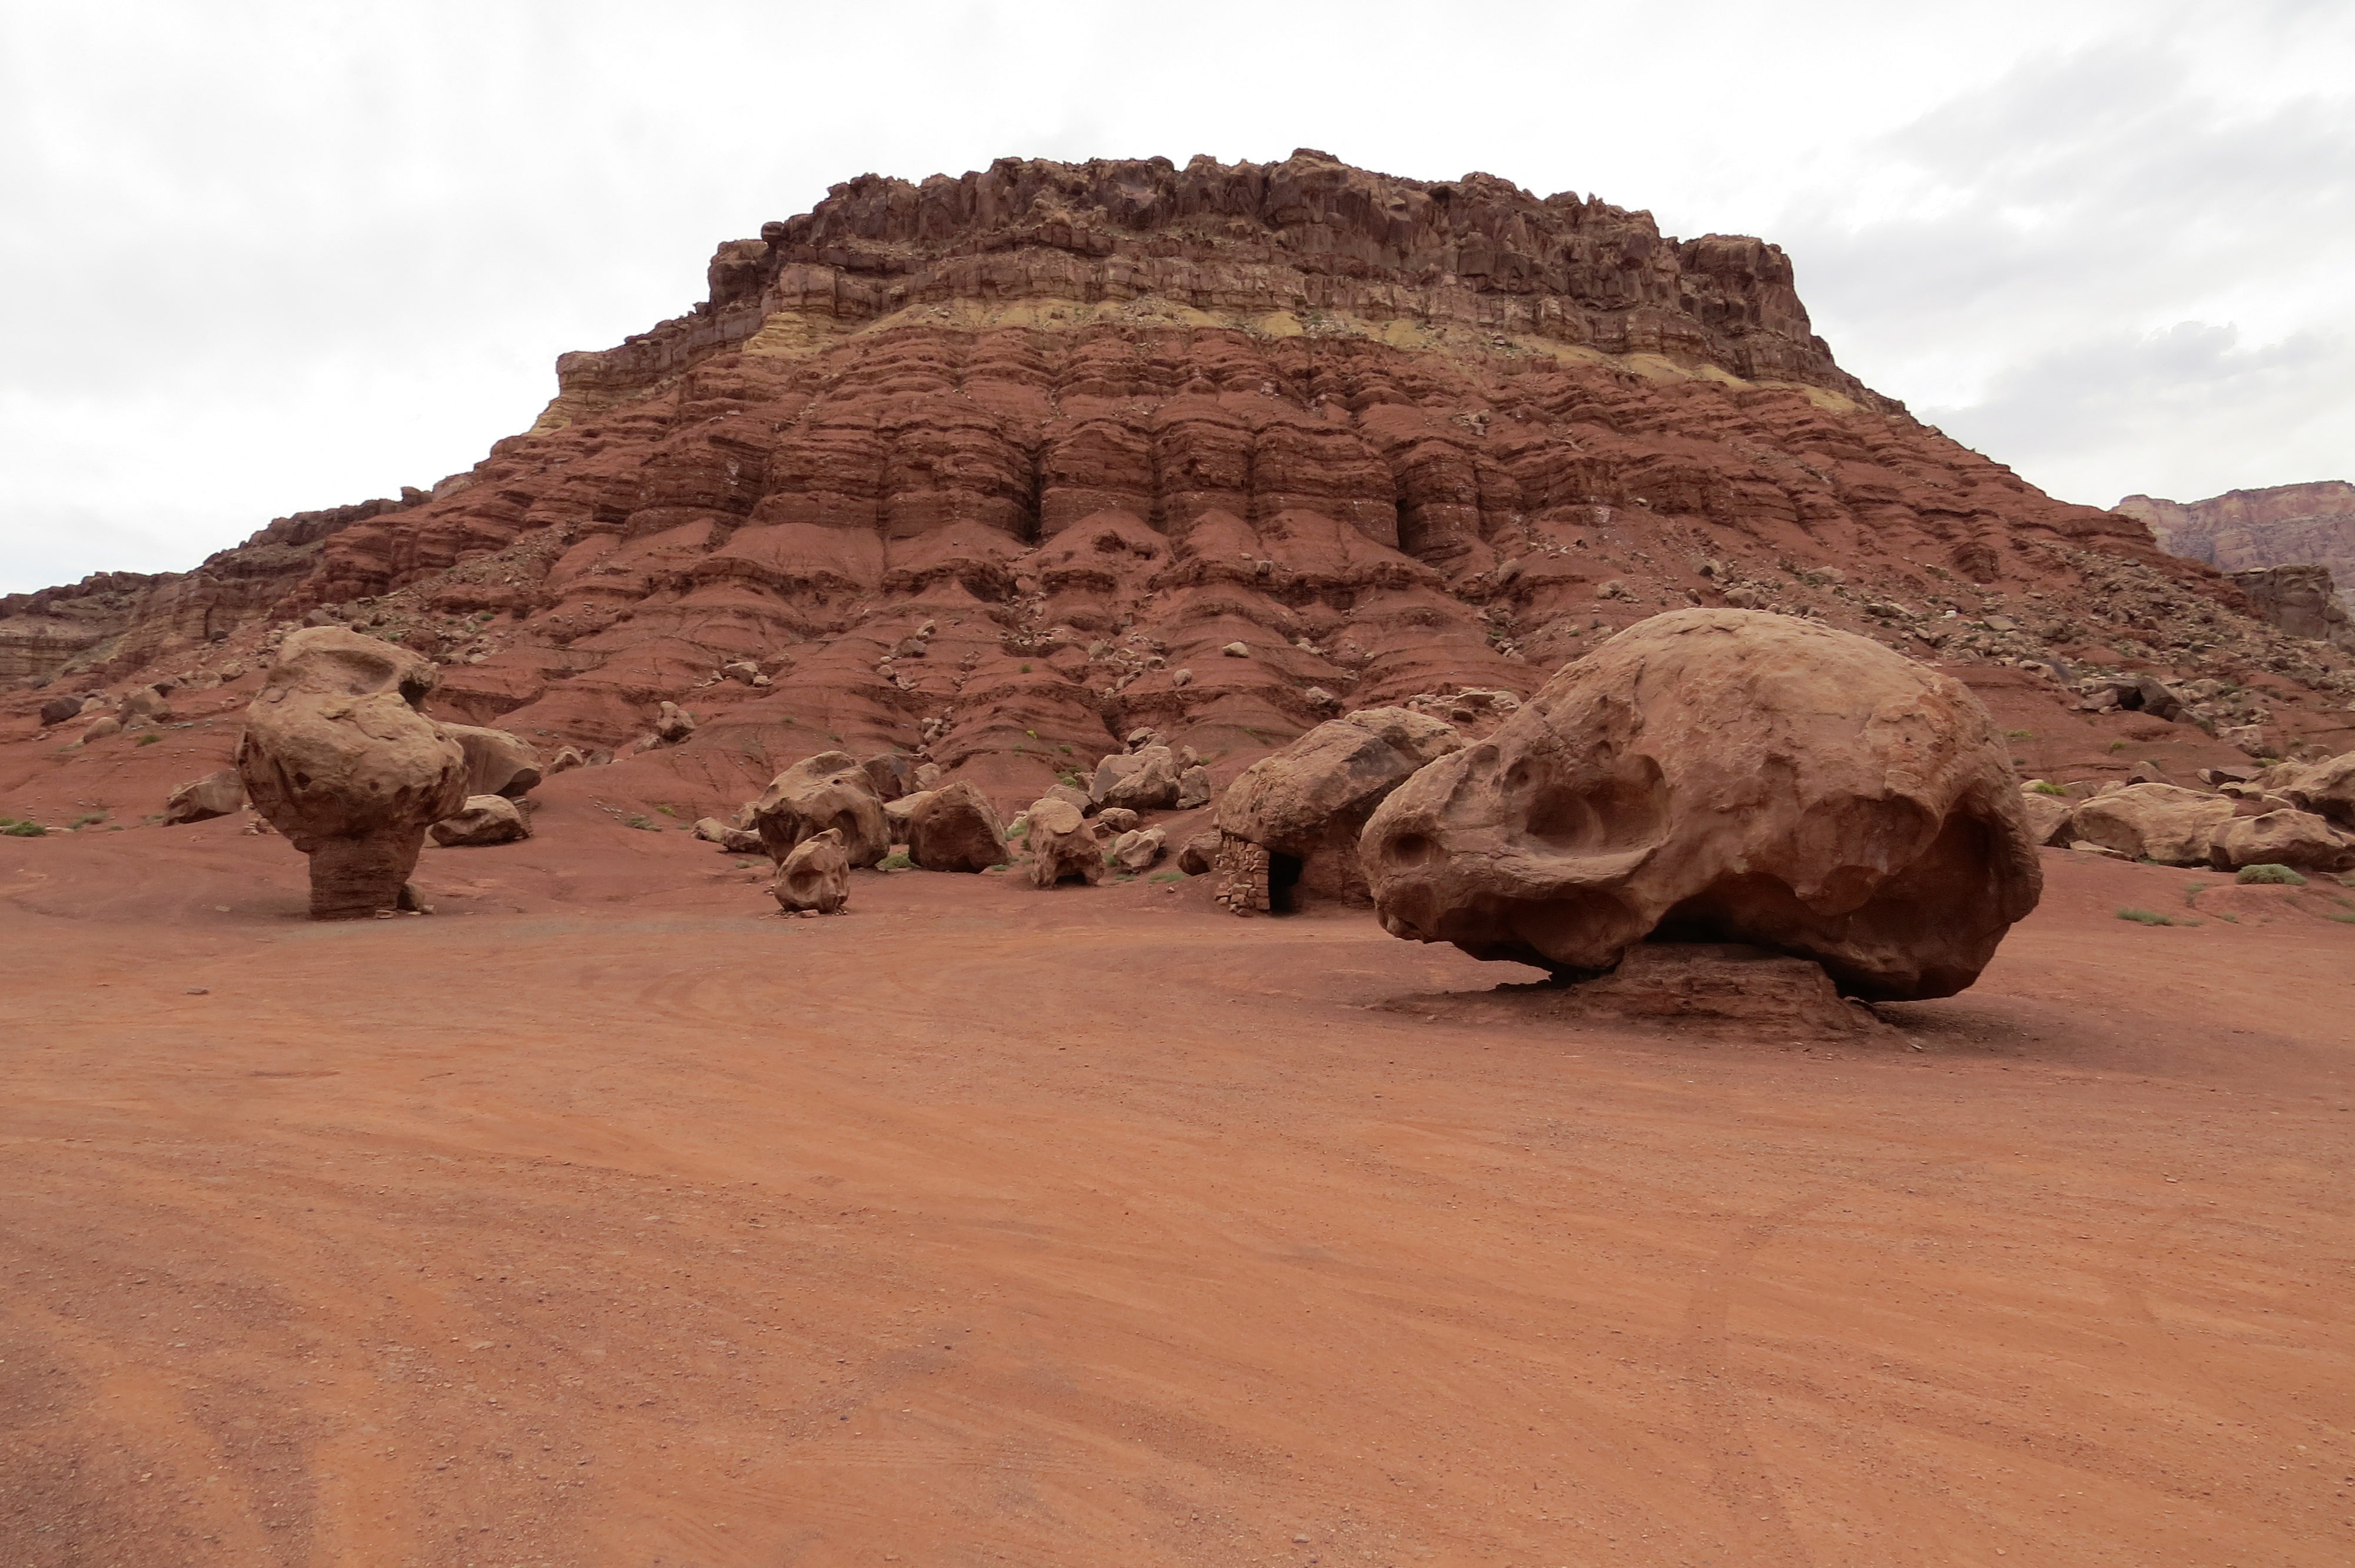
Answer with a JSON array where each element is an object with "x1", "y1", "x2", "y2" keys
[{"x1": 2, "y1": 0, "x2": 2350, "y2": 590}]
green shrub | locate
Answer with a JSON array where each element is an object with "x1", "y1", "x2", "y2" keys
[
  {"x1": 2331, "y1": 913, "x2": 2355, "y2": 926},
  {"x1": 2183, "y1": 882, "x2": 2205, "y2": 905},
  {"x1": 1007, "y1": 822, "x2": 1029, "y2": 840},
  {"x1": 1020, "y1": 663, "x2": 1033, "y2": 673},
  {"x1": 880, "y1": 851, "x2": 913, "y2": 871},
  {"x1": 2117, "y1": 906, "x2": 2178, "y2": 926},
  {"x1": 135, "y1": 733, "x2": 160, "y2": 747},
  {"x1": 654, "y1": 804, "x2": 679, "y2": 818},
  {"x1": 2031, "y1": 781, "x2": 2068, "y2": 796},
  {"x1": 69, "y1": 813, "x2": 105, "y2": 829},
  {"x1": 623, "y1": 813, "x2": 659, "y2": 832},
  {"x1": 2006, "y1": 729, "x2": 2034, "y2": 740},
  {"x1": 2237, "y1": 863, "x2": 2307, "y2": 886},
  {"x1": 2, "y1": 821, "x2": 46, "y2": 837}
]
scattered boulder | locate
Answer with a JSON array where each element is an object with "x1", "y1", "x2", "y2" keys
[
  {"x1": 1176, "y1": 763, "x2": 1212, "y2": 810},
  {"x1": 430, "y1": 795, "x2": 531, "y2": 847},
  {"x1": 752, "y1": 751, "x2": 889, "y2": 868},
  {"x1": 2069, "y1": 784, "x2": 2237, "y2": 866},
  {"x1": 652, "y1": 702, "x2": 696, "y2": 746},
  {"x1": 2207, "y1": 809, "x2": 2355, "y2": 873},
  {"x1": 1215, "y1": 707, "x2": 1464, "y2": 910},
  {"x1": 37, "y1": 694, "x2": 84, "y2": 727},
  {"x1": 2016, "y1": 784, "x2": 2074, "y2": 846},
  {"x1": 1041, "y1": 781, "x2": 1092, "y2": 815},
  {"x1": 2274, "y1": 751, "x2": 2355, "y2": 829},
  {"x1": 80, "y1": 715, "x2": 122, "y2": 743},
  {"x1": 914, "y1": 762, "x2": 944, "y2": 790},
  {"x1": 546, "y1": 746, "x2": 587, "y2": 775},
  {"x1": 1094, "y1": 807, "x2": 1140, "y2": 834},
  {"x1": 120, "y1": 685, "x2": 171, "y2": 722},
  {"x1": 1025, "y1": 798, "x2": 1103, "y2": 888},
  {"x1": 883, "y1": 790, "x2": 935, "y2": 844},
  {"x1": 772, "y1": 827, "x2": 850, "y2": 913},
  {"x1": 236, "y1": 627, "x2": 470, "y2": 919},
  {"x1": 1093, "y1": 745, "x2": 1182, "y2": 812},
  {"x1": 862, "y1": 753, "x2": 916, "y2": 802},
  {"x1": 1220, "y1": 642, "x2": 1249, "y2": 657},
  {"x1": 443, "y1": 724, "x2": 542, "y2": 799},
  {"x1": 163, "y1": 769, "x2": 246, "y2": 825},
  {"x1": 693, "y1": 816, "x2": 764, "y2": 854},
  {"x1": 1109, "y1": 826, "x2": 1166, "y2": 871},
  {"x1": 1177, "y1": 830, "x2": 1219, "y2": 876},
  {"x1": 907, "y1": 781, "x2": 1006, "y2": 872},
  {"x1": 1360, "y1": 610, "x2": 2042, "y2": 1001}
]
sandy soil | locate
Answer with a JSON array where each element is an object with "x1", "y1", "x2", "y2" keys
[{"x1": 3, "y1": 803, "x2": 2352, "y2": 1567}]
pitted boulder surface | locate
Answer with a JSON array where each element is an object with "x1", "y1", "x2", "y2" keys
[
  {"x1": 1361, "y1": 609, "x2": 2042, "y2": 1001},
  {"x1": 753, "y1": 751, "x2": 889, "y2": 868}
]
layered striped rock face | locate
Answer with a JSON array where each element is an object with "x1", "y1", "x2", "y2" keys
[{"x1": 13, "y1": 151, "x2": 2348, "y2": 822}]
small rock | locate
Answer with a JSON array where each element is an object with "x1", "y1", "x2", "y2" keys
[
  {"x1": 1170, "y1": 668, "x2": 1194, "y2": 687},
  {"x1": 1220, "y1": 642, "x2": 1249, "y2": 658}
]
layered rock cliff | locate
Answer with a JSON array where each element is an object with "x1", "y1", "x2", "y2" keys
[
  {"x1": 6, "y1": 151, "x2": 2352, "y2": 810},
  {"x1": 2119, "y1": 481, "x2": 2355, "y2": 593}
]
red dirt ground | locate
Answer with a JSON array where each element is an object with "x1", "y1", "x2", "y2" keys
[{"x1": 4, "y1": 806, "x2": 2352, "y2": 1567}]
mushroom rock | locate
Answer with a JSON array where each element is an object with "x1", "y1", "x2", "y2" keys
[
  {"x1": 1024, "y1": 798, "x2": 1103, "y2": 888},
  {"x1": 163, "y1": 768, "x2": 246, "y2": 825},
  {"x1": 236, "y1": 627, "x2": 470, "y2": 919},
  {"x1": 1361, "y1": 609, "x2": 2043, "y2": 1001},
  {"x1": 1215, "y1": 707, "x2": 1464, "y2": 911},
  {"x1": 443, "y1": 725, "x2": 543, "y2": 799},
  {"x1": 752, "y1": 750, "x2": 889, "y2": 867},
  {"x1": 429, "y1": 794, "x2": 532, "y2": 847},
  {"x1": 772, "y1": 826, "x2": 850, "y2": 913},
  {"x1": 906, "y1": 780, "x2": 1006, "y2": 872}
]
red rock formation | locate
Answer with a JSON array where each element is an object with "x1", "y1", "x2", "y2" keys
[
  {"x1": 6, "y1": 152, "x2": 2351, "y2": 815},
  {"x1": 2118, "y1": 481, "x2": 2355, "y2": 596}
]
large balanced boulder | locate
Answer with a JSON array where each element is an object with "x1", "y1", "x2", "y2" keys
[
  {"x1": 430, "y1": 795, "x2": 531, "y2": 847},
  {"x1": 772, "y1": 827, "x2": 850, "y2": 913},
  {"x1": 163, "y1": 768, "x2": 246, "y2": 825},
  {"x1": 1215, "y1": 707, "x2": 1463, "y2": 909},
  {"x1": 752, "y1": 750, "x2": 888, "y2": 868},
  {"x1": 443, "y1": 725, "x2": 542, "y2": 799},
  {"x1": 237, "y1": 627, "x2": 469, "y2": 919},
  {"x1": 1026, "y1": 798, "x2": 1103, "y2": 888},
  {"x1": 1361, "y1": 610, "x2": 2042, "y2": 1001},
  {"x1": 2069, "y1": 783, "x2": 2235, "y2": 866},
  {"x1": 906, "y1": 780, "x2": 1006, "y2": 872},
  {"x1": 2207, "y1": 809, "x2": 2355, "y2": 873}
]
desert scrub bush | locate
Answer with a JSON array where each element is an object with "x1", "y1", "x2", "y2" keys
[
  {"x1": 2, "y1": 820, "x2": 47, "y2": 837},
  {"x1": 135, "y1": 733, "x2": 160, "y2": 746},
  {"x1": 654, "y1": 804, "x2": 679, "y2": 818},
  {"x1": 69, "y1": 813, "x2": 105, "y2": 829},
  {"x1": 879, "y1": 851, "x2": 913, "y2": 871},
  {"x1": 2237, "y1": 863, "x2": 2307, "y2": 886},
  {"x1": 1150, "y1": 871, "x2": 1186, "y2": 883},
  {"x1": 623, "y1": 813, "x2": 659, "y2": 832},
  {"x1": 2331, "y1": 912, "x2": 2355, "y2": 926},
  {"x1": 2030, "y1": 780, "x2": 2068, "y2": 796},
  {"x1": 1006, "y1": 822, "x2": 1029, "y2": 841},
  {"x1": 2006, "y1": 729, "x2": 2035, "y2": 740},
  {"x1": 2183, "y1": 881, "x2": 2205, "y2": 905},
  {"x1": 2116, "y1": 906, "x2": 2190, "y2": 926}
]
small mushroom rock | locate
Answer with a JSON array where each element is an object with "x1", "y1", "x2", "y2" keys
[
  {"x1": 1025, "y1": 798, "x2": 1103, "y2": 888},
  {"x1": 236, "y1": 627, "x2": 470, "y2": 920},
  {"x1": 752, "y1": 750, "x2": 890, "y2": 867},
  {"x1": 430, "y1": 795, "x2": 531, "y2": 847},
  {"x1": 772, "y1": 827, "x2": 850, "y2": 913},
  {"x1": 1361, "y1": 609, "x2": 2042, "y2": 1001},
  {"x1": 907, "y1": 780, "x2": 1007, "y2": 872},
  {"x1": 1215, "y1": 707, "x2": 1464, "y2": 911},
  {"x1": 163, "y1": 768, "x2": 246, "y2": 825}
]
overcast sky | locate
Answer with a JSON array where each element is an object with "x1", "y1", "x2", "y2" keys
[{"x1": 3, "y1": 0, "x2": 2349, "y2": 594}]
